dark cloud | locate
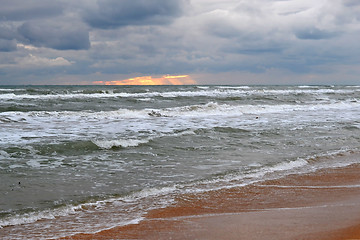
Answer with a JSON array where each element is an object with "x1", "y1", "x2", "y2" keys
[
  {"x1": 343, "y1": 0, "x2": 360, "y2": 7},
  {"x1": 0, "y1": 39, "x2": 17, "y2": 52},
  {"x1": 0, "y1": 0, "x2": 64, "y2": 21},
  {"x1": 0, "y1": 23, "x2": 18, "y2": 52},
  {"x1": 204, "y1": 20, "x2": 239, "y2": 39},
  {"x1": 17, "y1": 21, "x2": 90, "y2": 50},
  {"x1": 0, "y1": 23, "x2": 18, "y2": 40},
  {"x1": 295, "y1": 27, "x2": 338, "y2": 40},
  {"x1": 0, "y1": 0, "x2": 360, "y2": 85},
  {"x1": 0, "y1": 1, "x2": 89, "y2": 51},
  {"x1": 83, "y1": 0, "x2": 187, "y2": 29}
]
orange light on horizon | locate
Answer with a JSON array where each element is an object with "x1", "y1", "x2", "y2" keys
[
  {"x1": 163, "y1": 75, "x2": 189, "y2": 79},
  {"x1": 93, "y1": 81, "x2": 104, "y2": 84},
  {"x1": 93, "y1": 75, "x2": 196, "y2": 86}
]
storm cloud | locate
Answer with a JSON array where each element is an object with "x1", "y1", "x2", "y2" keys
[
  {"x1": 0, "y1": 0, "x2": 359, "y2": 85},
  {"x1": 17, "y1": 21, "x2": 90, "y2": 50},
  {"x1": 0, "y1": 39, "x2": 17, "y2": 52},
  {"x1": 83, "y1": 0, "x2": 188, "y2": 29},
  {"x1": 0, "y1": 0, "x2": 64, "y2": 21}
]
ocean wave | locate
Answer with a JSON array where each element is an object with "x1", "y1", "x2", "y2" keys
[
  {"x1": 0, "y1": 141, "x2": 100, "y2": 163},
  {"x1": 211, "y1": 126, "x2": 251, "y2": 133},
  {"x1": 265, "y1": 159, "x2": 308, "y2": 172},
  {"x1": 0, "y1": 185, "x2": 177, "y2": 235},
  {"x1": 1, "y1": 86, "x2": 358, "y2": 101},
  {"x1": 92, "y1": 138, "x2": 151, "y2": 149},
  {"x1": 1, "y1": 99, "x2": 358, "y2": 124},
  {"x1": 0, "y1": 150, "x2": 10, "y2": 159},
  {"x1": 2, "y1": 148, "x2": 359, "y2": 238},
  {"x1": 0, "y1": 108, "x2": 147, "y2": 123},
  {"x1": 189, "y1": 149, "x2": 360, "y2": 195},
  {"x1": 0, "y1": 92, "x2": 121, "y2": 100},
  {"x1": 217, "y1": 86, "x2": 251, "y2": 89},
  {"x1": 303, "y1": 148, "x2": 360, "y2": 165},
  {"x1": 0, "y1": 114, "x2": 27, "y2": 123},
  {"x1": 91, "y1": 129, "x2": 195, "y2": 150},
  {"x1": 0, "y1": 116, "x2": 15, "y2": 123},
  {"x1": 162, "y1": 102, "x2": 236, "y2": 116},
  {"x1": 196, "y1": 86, "x2": 210, "y2": 89},
  {"x1": 297, "y1": 85, "x2": 320, "y2": 89},
  {"x1": 0, "y1": 155, "x2": 306, "y2": 231},
  {"x1": 0, "y1": 205, "x2": 78, "y2": 229},
  {"x1": 35, "y1": 141, "x2": 100, "y2": 155},
  {"x1": 0, "y1": 88, "x2": 26, "y2": 92},
  {"x1": 159, "y1": 100, "x2": 359, "y2": 118}
]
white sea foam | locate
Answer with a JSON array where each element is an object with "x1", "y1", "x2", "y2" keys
[
  {"x1": 0, "y1": 150, "x2": 351, "y2": 231},
  {"x1": 160, "y1": 100, "x2": 359, "y2": 118},
  {"x1": 92, "y1": 138, "x2": 150, "y2": 149},
  {"x1": 0, "y1": 150, "x2": 10, "y2": 158},
  {"x1": 196, "y1": 86, "x2": 210, "y2": 89},
  {"x1": 1, "y1": 99, "x2": 358, "y2": 129},
  {"x1": 0, "y1": 205, "x2": 79, "y2": 229},
  {"x1": 26, "y1": 159, "x2": 41, "y2": 168},
  {"x1": 0, "y1": 108, "x2": 148, "y2": 123},
  {"x1": 91, "y1": 129, "x2": 195, "y2": 150},
  {"x1": 2, "y1": 150, "x2": 359, "y2": 238},
  {"x1": 0, "y1": 87, "x2": 357, "y2": 101},
  {"x1": 266, "y1": 158, "x2": 308, "y2": 172},
  {"x1": 0, "y1": 185, "x2": 178, "y2": 233},
  {"x1": 162, "y1": 102, "x2": 236, "y2": 117},
  {"x1": 137, "y1": 98, "x2": 152, "y2": 102},
  {"x1": 0, "y1": 88, "x2": 26, "y2": 92},
  {"x1": 129, "y1": 186, "x2": 178, "y2": 200},
  {"x1": 298, "y1": 85, "x2": 316, "y2": 88},
  {"x1": 183, "y1": 151, "x2": 360, "y2": 195},
  {"x1": 217, "y1": 86, "x2": 251, "y2": 89}
]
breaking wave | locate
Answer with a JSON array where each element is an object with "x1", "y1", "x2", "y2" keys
[
  {"x1": 1, "y1": 99, "x2": 358, "y2": 124},
  {"x1": 92, "y1": 138, "x2": 151, "y2": 149},
  {"x1": 0, "y1": 86, "x2": 358, "y2": 101}
]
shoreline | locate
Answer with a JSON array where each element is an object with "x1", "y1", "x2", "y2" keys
[{"x1": 63, "y1": 163, "x2": 360, "y2": 239}]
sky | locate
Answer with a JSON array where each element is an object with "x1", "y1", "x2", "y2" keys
[{"x1": 0, "y1": 0, "x2": 360, "y2": 85}]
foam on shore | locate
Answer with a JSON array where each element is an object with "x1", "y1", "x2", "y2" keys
[{"x1": 62, "y1": 163, "x2": 360, "y2": 240}]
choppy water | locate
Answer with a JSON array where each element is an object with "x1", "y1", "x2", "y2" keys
[{"x1": 0, "y1": 85, "x2": 360, "y2": 239}]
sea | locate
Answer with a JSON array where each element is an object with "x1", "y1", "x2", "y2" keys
[{"x1": 0, "y1": 85, "x2": 360, "y2": 239}]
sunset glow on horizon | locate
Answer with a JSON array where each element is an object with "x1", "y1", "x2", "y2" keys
[{"x1": 93, "y1": 75, "x2": 196, "y2": 85}]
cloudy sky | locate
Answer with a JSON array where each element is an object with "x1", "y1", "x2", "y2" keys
[{"x1": 0, "y1": 0, "x2": 359, "y2": 85}]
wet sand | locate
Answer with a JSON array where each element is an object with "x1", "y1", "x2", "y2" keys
[{"x1": 63, "y1": 164, "x2": 360, "y2": 240}]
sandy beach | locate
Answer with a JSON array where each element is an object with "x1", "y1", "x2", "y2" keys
[{"x1": 62, "y1": 163, "x2": 360, "y2": 240}]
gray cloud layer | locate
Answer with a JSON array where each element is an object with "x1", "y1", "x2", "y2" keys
[
  {"x1": 83, "y1": 0, "x2": 188, "y2": 29},
  {"x1": 0, "y1": 0, "x2": 64, "y2": 21},
  {"x1": 18, "y1": 21, "x2": 90, "y2": 50},
  {"x1": 0, "y1": 0, "x2": 359, "y2": 84}
]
